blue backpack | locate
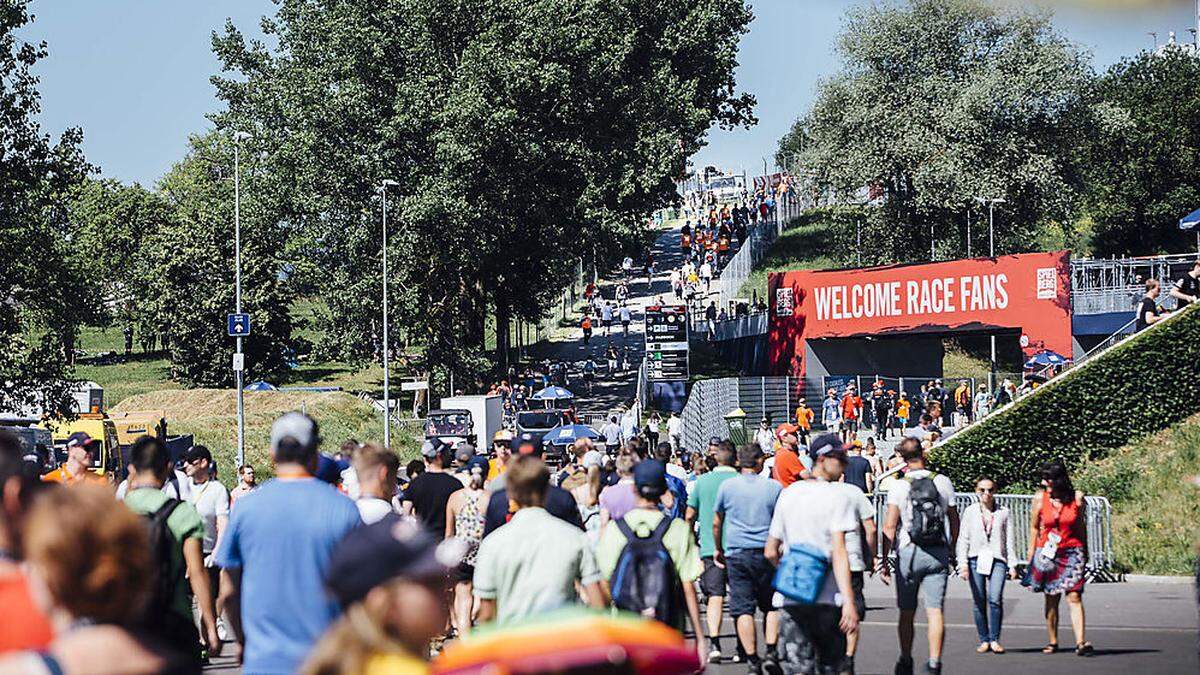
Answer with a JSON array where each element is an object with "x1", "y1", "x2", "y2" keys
[
  {"x1": 610, "y1": 516, "x2": 683, "y2": 626},
  {"x1": 664, "y1": 473, "x2": 687, "y2": 520},
  {"x1": 773, "y1": 542, "x2": 830, "y2": 604}
]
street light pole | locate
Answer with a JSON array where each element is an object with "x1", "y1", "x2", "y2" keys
[
  {"x1": 976, "y1": 196, "x2": 1006, "y2": 396},
  {"x1": 381, "y1": 179, "x2": 399, "y2": 449},
  {"x1": 966, "y1": 207, "x2": 972, "y2": 258},
  {"x1": 233, "y1": 131, "x2": 250, "y2": 469}
]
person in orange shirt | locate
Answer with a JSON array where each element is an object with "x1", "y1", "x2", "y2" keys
[
  {"x1": 771, "y1": 425, "x2": 809, "y2": 487},
  {"x1": 840, "y1": 387, "x2": 863, "y2": 443},
  {"x1": 41, "y1": 432, "x2": 106, "y2": 487},
  {"x1": 896, "y1": 393, "x2": 912, "y2": 430},
  {"x1": 793, "y1": 398, "x2": 814, "y2": 445},
  {"x1": 0, "y1": 428, "x2": 54, "y2": 653}
]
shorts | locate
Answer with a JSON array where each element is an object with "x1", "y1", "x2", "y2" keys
[
  {"x1": 778, "y1": 603, "x2": 846, "y2": 675},
  {"x1": 454, "y1": 562, "x2": 476, "y2": 584},
  {"x1": 843, "y1": 418, "x2": 859, "y2": 432},
  {"x1": 894, "y1": 544, "x2": 949, "y2": 611},
  {"x1": 850, "y1": 571, "x2": 866, "y2": 620},
  {"x1": 699, "y1": 556, "x2": 728, "y2": 598},
  {"x1": 725, "y1": 549, "x2": 775, "y2": 617}
]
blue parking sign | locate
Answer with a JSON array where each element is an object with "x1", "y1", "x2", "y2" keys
[{"x1": 227, "y1": 313, "x2": 251, "y2": 337}]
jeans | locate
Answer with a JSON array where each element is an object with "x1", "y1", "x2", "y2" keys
[{"x1": 967, "y1": 558, "x2": 1008, "y2": 642}]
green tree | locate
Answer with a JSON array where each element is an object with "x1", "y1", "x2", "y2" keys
[
  {"x1": 210, "y1": 0, "x2": 753, "y2": 387},
  {"x1": 779, "y1": 0, "x2": 1092, "y2": 265},
  {"x1": 0, "y1": 0, "x2": 91, "y2": 416},
  {"x1": 151, "y1": 131, "x2": 296, "y2": 387},
  {"x1": 1084, "y1": 46, "x2": 1200, "y2": 256}
]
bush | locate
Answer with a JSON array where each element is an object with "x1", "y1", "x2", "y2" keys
[{"x1": 930, "y1": 303, "x2": 1200, "y2": 489}]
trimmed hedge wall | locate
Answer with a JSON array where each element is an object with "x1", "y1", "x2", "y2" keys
[{"x1": 930, "y1": 303, "x2": 1200, "y2": 489}]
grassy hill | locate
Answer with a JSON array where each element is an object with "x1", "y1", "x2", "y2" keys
[
  {"x1": 113, "y1": 389, "x2": 421, "y2": 485},
  {"x1": 1076, "y1": 412, "x2": 1200, "y2": 574}
]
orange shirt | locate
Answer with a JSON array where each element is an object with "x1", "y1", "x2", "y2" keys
[
  {"x1": 772, "y1": 448, "x2": 806, "y2": 487},
  {"x1": 794, "y1": 407, "x2": 814, "y2": 430},
  {"x1": 840, "y1": 395, "x2": 862, "y2": 420},
  {"x1": 41, "y1": 465, "x2": 106, "y2": 486},
  {"x1": 896, "y1": 400, "x2": 911, "y2": 418},
  {"x1": 0, "y1": 570, "x2": 54, "y2": 653}
]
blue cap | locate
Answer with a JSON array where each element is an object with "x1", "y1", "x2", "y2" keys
[
  {"x1": 315, "y1": 453, "x2": 349, "y2": 485},
  {"x1": 633, "y1": 459, "x2": 667, "y2": 497},
  {"x1": 807, "y1": 433, "x2": 848, "y2": 463},
  {"x1": 465, "y1": 455, "x2": 490, "y2": 478}
]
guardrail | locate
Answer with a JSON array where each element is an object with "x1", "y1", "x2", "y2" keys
[{"x1": 868, "y1": 492, "x2": 1114, "y2": 573}]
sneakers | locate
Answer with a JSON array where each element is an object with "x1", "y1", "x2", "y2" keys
[
  {"x1": 894, "y1": 656, "x2": 914, "y2": 675},
  {"x1": 924, "y1": 659, "x2": 942, "y2": 674},
  {"x1": 707, "y1": 647, "x2": 723, "y2": 664},
  {"x1": 762, "y1": 650, "x2": 783, "y2": 675},
  {"x1": 840, "y1": 654, "x2": 855, "y2": 675},
  {"x1": 746, "y1": 660, "x2": 763, "y2": 675}
]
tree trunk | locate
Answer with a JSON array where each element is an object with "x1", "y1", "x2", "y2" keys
[{"x1": 495, "y1": 296, "x2": 511, "y2": 370}]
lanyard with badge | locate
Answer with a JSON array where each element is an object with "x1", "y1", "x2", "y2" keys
[
  {"x1": 975, "y1": 508, "x2": 995, "y2": 575},
  {"x1": 1039, "y1": 498, "x2": 1065, "y2": 563}
]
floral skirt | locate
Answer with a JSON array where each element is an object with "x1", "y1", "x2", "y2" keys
[{"x1": 1022, "y1": 545, "x2": 1086, "y2": 595}]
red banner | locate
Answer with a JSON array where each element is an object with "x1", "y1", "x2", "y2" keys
[{"x1": 767, "y1": 251, "x2": 1073, "y2": 377}]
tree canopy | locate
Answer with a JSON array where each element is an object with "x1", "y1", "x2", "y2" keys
[{"x1": 779, "y1": 0, "x2": 1092, "y2": 265}]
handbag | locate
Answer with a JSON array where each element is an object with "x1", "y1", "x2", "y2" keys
[{"x1": 773, "y1": 543, "x2": 829, "y2": 604}]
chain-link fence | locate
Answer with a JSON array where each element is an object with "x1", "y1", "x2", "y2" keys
[{"x1": 679, "y1": 378, "x2": 739, "y2": 453}]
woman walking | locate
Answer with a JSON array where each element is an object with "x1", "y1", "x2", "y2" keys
[
  {"x1": 957, "y1": 477, "x2": 1018, "y2": 654},
  {"x1": 1022, "y1": 459, "x2": 1093, "y2": 656},
  {"x1": 445, "y1": 456, "x2": 489, "y2": 637}
]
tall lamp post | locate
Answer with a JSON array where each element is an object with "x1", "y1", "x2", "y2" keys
[
  {"x1": 232, "y1": 131, "x2": 250, "y2": 468},
  {"x1": 976, "y1": 196, "x2": 1006, "y2": 393},
  {"x1": 381, "y1": 179, "x2": 399, "y2": 448}
]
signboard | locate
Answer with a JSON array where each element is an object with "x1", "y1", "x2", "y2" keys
[
  {"x1": 232, "y1": 353, "x2": 245, "y2": 372},
  {"x1": 401, "y1": 381, "x2": 429, "y2": 392},
  {"x1": 768, "y1": 251, "x2": 1073, "y2": 378},
  {"x1": 227, "y1": 313, "x2": 251, "y2": 338},
  {"x1": 644, "y1": 305, "x2": 689, "y2": 381}
]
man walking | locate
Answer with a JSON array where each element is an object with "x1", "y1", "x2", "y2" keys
[
  {"x1": 474, "y1": 456, "x2": 604, "y2": 624},
  {"x1": 840, "y1": 386, "x2": 863, "y2": 444},
  {"x1": 713, "y1": 445, "x2": 783, "y2": 674},
  {"x1": 601, "y1": 415, "x2": 622, "y2": 454},
  {"x1": 215, "y1": 413, "x2": 362, "y2": 674},
  {"x1": 822, "y1": 390, "x2": 840, "y2": 434},
  {"x1": 794, "y1": 398, "x2": 814, "y2": 445},
  {"x1": 765, "y1": 434, "x2": 860, "y2": 675},
  {"x1": 402, "y1": 440, "x2": 465, "y2": 538},
  {"x1": 1170, "y1": 258, "x2": 1200, "y2": 308},
  {"x1": 181, "y1": 446, "x2": 230, "y2": 641},
  {"x1": 685, "y1": 443, "x2": 739, "y2": 663},
  {"x1": 881, "y1": 438, "x2": 960, "y2": 675}
]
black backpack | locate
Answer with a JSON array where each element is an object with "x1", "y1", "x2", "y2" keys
[
  {"x1": 609, "y1": 516, "x2": 683, "y2": 627},
  {"x1": 906, "y1": 473, "x2": 947, "y2": 547},
  {"x1": 142, "y1": 499, "x2": 185, "y2": 623}
]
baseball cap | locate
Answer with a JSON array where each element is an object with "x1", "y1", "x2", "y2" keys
[
  {"x1": 465, "y1": 455, "x2": 490, "y2": 479},
  {"x1": 633, "y1": 459, "x2": 668, "y2": 498},
  {"x1": 315, "y1": 454, "x2": 349, "y2": 485},
  {"x1": 515, "y1": 432, "x2": 542, "y2": 456},
  {"x1": 325, "y1": 515, "x2": 462, "y2": 608},
  {"x1": 420, "y1": 439, "x2": 444, "y2": 459},
  {"x1": 851, "y1": 439, "x2": 863, "y2": 449},
  {"x1": 492, "y1": 429, "x2": 514, "y2": 444},
  {"x1": 582, "y1": 449, "x2": 605, "y2": 470},
  {"x1": 775, "y1": 423, "x2": 799, "y2": 439},
  {"x1": 65, "y1": 432, "x2": 98, "y2": 451},
  {"x1": 270, "y1": 412, "x2": 319, "y2": 455},
  {"x1": 183, "y1": 445, "x2": 213, "y2": 464},
  {"x1": 454, "y1": 443, "x2": 477, "y2": 465},
  {"x1": 807, "y1": 433, "x2": 848, "y2": 463}
]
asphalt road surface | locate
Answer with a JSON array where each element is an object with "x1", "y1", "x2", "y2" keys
[{"x1": 204, "y1": 576, "x2": 1197, "y2": 674}]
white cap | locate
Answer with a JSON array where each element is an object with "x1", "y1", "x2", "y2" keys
[{"x1": 270, "y1": 412, "x2": 318, "y2": 456}]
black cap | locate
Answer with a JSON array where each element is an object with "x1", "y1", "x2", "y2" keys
[
  {"x1": 516, "y1": 432, "x2": 543, "y2": 457},
  {"x1": 65, "y1": 432, "x2": 98, "y2": 451},
  {"x1": 183, "y1": 445, "x2": 212, "y2": 465},
  {"x1": 807, "y1": 433, "x2": 848, "y2": 463},
  {"x1": 633, "y1": 459, "x2": 668, "y2": 498},
  {"x1": 325, "y1": 515, "x2": 462, "y2": 607}
]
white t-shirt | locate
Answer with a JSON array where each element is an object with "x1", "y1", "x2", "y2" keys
[
  {"x1": 667, "y1": 417, "x2": 682, "y2": 436},
  {"x1": 830, "y1": 482, "x2": 874, "y2": 572},
  {"x1": 188, "y1": 478, "x2": 231, "y2": 556},
  {"x1": 620, "y1": 307, "x2": 631, "y2": 322},
  {"x1": 700, "y1": 263, "x2": 713, "y2": 279},
  {"x1": 885, "y1": 469, "x2": 955, "y2": 549},
  {"x1": 357, "y1": 497, "x2": 395, "y2": 525},
  {"x1": 768, "y1": 479, "x2": 857, "y2": 606}
]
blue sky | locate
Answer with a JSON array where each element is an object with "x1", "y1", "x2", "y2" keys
[{"x1": 21, "y1": 0, "x2": 1200, "y2": 186}]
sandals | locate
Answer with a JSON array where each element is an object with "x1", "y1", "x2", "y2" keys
[
  {"x1": 976, "y1": 643, "x2": 990, "y2": 654},
  {"x1": 1042, "y1": 643, "x2": 1059, "y2": 654},
  {"x1": 1076, "y1": 642, "x2": 1095, "y2": 657},
  {"x1": 990, "y1": 642, "x2": 1006, "y2": 654}
]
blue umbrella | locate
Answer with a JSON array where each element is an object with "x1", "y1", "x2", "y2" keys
[
  {"x1": 543, "y1": 424, "x2": 600, "y2": 446},
  {"x1": 1179, "y1": 206, "x2": 1200, "y2": 231},
  {"x1": 1024, "y1": 350, "x2": 1069, "y2": 369},
  {"x1": 244, "y1": 381, "x2": 278, "y2": 391},
  {"x1": 531, "y1": 385, "x2": 574, "y2": 401}
]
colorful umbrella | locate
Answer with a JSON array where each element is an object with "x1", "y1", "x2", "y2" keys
[{"x1": 434, "y1": 609, "x2": 699, "y2": 675}]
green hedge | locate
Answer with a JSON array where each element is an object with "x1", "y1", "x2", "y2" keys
[{"x1": 930, "y1": 303, "x2": 1200, "y2": 489}]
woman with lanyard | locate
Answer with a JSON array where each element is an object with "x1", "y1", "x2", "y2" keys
[
  {"x1": 1022, "y1": 459, "x2": 1093, "y2": 656},
  {"x1": 956, "y1": 477, "x2": 1017, "y2": 655}
]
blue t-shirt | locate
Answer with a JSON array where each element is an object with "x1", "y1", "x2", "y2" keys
[
  {"x1": 215, "y1": 478, "x2": 362, "y2": 675},
  {"x1": 714, "y1": 473, "x2": 782, "y2": 552}
]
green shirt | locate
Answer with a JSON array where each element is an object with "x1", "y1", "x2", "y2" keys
[
  {"x1": 596, "y1": 509, "x2": 703, "y2": 584},
  {"x1": 124, "y1": 487, "x2": 205, "y2": 621},
  {"x1": 686, "y1": 466, "x2": 738, "y2": 557},
  {"x1": 473, "y1": 507, "x2": 600, "y2": 625}
]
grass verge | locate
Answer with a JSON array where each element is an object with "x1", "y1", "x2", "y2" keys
[{"x1": 737, "y1": 209, "x2": 844, "y2": 302}]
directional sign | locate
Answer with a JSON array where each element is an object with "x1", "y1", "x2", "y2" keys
[
  {"x1": 644, "y1": 305, "x2": 689, "y2": 382},
  {"x1": 227, "y1": 313, "x2": 251, "y2": 338}
]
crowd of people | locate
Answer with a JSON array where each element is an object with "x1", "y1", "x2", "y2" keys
[{"x1": 0, "y1": 404, "x2": 1103, "y2": 675}]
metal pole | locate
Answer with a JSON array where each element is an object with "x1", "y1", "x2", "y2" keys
[
  {"x1": 989, "y1": 201, "x2": 996, "y2": 393},
  {"x1": 382, "y1": 182, "x2": 391, "y2": 449},
  {"x1": 966, "y1": 208, "x2": 971, "y2": 258},
  {"x1": 234, "y1": 136, "x2": 245, "y2": 469},
  {"x1": 856, "y1": 220, "x2": 862, "y2": 266}
]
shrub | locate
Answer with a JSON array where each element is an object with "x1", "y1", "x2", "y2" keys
[{"x1": 930, "y1": 303, "x2": 1200, "y2": 489}]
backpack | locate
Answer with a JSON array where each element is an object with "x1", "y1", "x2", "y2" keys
[
  {"x1": 906, "y1": 473, "x2": 947, "y2": 547},
  {"x1": 137, "y1": 498, "x2": 197, "y2": 650},
  {"x1": 610, "y1": 516, "x2": 683, "y2": 627}
]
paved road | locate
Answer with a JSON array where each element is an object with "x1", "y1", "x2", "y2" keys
[{"x1": 708, "y1": 576, "x2": 1199, "y2": 675}]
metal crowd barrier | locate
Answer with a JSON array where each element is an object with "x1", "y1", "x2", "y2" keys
[{"x1": 868, "y1": 492, "x2": 1114, "y2": 573}]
